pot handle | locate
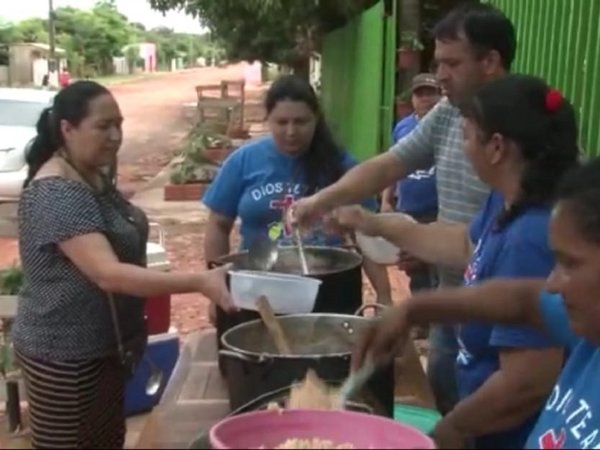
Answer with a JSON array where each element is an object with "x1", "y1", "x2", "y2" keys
[
  {"x1": 207, "y1": 260, "x2": 222, "y2": 270},
  {"x1": 355, "y1": 303, "x2": 388, "y2": 317},
  {"x1": 218, "y1": 350, "x2": 271, "y2": 365}
]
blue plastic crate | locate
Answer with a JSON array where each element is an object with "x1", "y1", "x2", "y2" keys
[{"x1": 125, "y1": 332, "x2": 180, "y2": 416}]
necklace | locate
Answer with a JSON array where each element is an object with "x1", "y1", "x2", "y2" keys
[
  {"x1": 59, "y1": 153, "x2": 105, "y2": 194},
  {"x1": 58, "y1": 153, "x2": 135, "y2": 225}
]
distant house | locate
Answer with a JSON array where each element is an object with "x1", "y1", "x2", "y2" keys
[
  {"x1": 8, "y1": 43, "x2": 67, "y2": 87},
  {"x1": 119, "y1": 42, "x2": 157, "y2": 74}
]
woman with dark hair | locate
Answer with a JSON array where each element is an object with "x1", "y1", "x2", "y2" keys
[
  {"x1": 353, "y1": 156, "x2": 600, "y2": 450},
  {"x1": 203, "y1": 75, "x2": 391, "y2": 312},
  {"x1": 13, "y1": 80, "x2": 231, "y2": 449},
  {"x1": 332, "y1": 74, "x2": 580, "y2": 448}
]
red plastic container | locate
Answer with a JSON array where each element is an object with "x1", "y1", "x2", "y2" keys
[
  {"x1": 146, "y1": 236, "x2": 172, "y2": 336},
  {"x1": 145, "y1": 293, "x2": 171, "y2": 335}
]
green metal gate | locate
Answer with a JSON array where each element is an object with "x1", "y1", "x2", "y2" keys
[
  {"x1": 320, "y1": 0, "x2": 397, "y2": 161},
  {"x1": 488, "y1": 0, "x2": 600, "y2": 157}
]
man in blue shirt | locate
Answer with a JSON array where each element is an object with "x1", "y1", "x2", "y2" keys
[
  {"x1": 381, "y1": 73, "x2": 441, "y2": 219},
  {"x1": 382, "y1": 74, "x2": 442, "y2": 298}
]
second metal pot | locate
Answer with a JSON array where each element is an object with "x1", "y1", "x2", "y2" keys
[{"x1": 219, "y1": 309, "x2": 394, "y2": 418}]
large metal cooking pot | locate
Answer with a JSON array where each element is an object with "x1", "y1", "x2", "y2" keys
[
  {"x1": 209, "y1": 245, "x2": 364, "y2": 373},
  {"x1": 219, "y1": 307, "x2": 394, "y2": 418}
]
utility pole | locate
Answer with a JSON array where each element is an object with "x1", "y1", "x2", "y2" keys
[{"x1": 48, "y1": 0, "x2": 56, "y2": 72}]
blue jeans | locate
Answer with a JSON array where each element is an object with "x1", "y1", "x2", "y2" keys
[{"x1": 427, "y1": 324, "x2": 459, "y2": 415}]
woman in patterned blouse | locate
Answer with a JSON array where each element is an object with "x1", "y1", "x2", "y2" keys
[{"x1": 12, "y1": 81, "x2": 232, "y2": 449}]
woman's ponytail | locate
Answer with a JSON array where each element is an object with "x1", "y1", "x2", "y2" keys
[{"x1": 24, "y1": 107, "x2": 59, "y2": 187}]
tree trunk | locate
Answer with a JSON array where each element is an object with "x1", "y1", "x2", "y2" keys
[{"x1": 289, "y1": 56, "x2": 310, "y2": 81}]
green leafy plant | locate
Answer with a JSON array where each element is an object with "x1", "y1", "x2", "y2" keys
[
  {"x1": 399, "y1": 31, "x2": 424, "y2": 51},
  {"x1": 169, "y1": 160, "x2": 199, "y2": 185},
  {"x1": 0, "y1": 265, "x2": 20, "y2": 377},
  {"x1": 0, "y1": 265, "x2": 23, "y2": 296},
  {"x1": 169, "y1": 122, "x2": 227, "y2": 185}
]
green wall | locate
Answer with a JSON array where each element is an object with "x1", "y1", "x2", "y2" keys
[
  {"x1": 488, "y1": 0, "x2": 600, "y2": 157},
  {"x1": 321, "y1": 1, "x2": 397, "y2": 161}
]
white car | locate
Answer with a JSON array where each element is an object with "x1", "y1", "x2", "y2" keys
[{"x1": 0, "y1": 88, "x2": 56, "y2": 202}]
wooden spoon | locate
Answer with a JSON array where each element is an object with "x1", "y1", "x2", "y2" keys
[{"x1": 256, "y1": 296, "x2": 292, "y2": 354}]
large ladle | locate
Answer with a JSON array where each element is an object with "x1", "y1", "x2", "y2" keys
[
  {"x1": 292, "y1": 224, "x2": 310, "y2": 276},
  {"x1": 248, "y1": 238, "x2": 279, "y2": 272},
  {"x1": 144, "y1": 355, "x2": 164, "y2": 396}
]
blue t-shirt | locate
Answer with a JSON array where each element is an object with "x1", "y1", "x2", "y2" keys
[
  {"x1": 458, "y1": 191, "x2": 558, "y2": 449},
  {"x1": 526, "y1": 293, "x2": 600, "y2": 449},
  {"x1": 392, "y1": 114, "x2": 438, "y2": 217},
  {"x1": 202, "y1": 135, "x2": 376, "y2": 250}
]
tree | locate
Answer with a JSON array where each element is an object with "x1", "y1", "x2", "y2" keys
[
  {"x1": 11, "y1": 18, "x2": 48, "y2": 43},
  {"x1": 0, "y1": 2, "x2": 223, "y2": 76},
  {"x1": 147, "y1": 0, "x2": 379, "y2": 71},
  {"x1": 144, "y1": 26, "x2": 213, "y2": 69},
  {"x1": 125, "y1": 45, "x2": 139, "y2": 74},
  {"x1": 0, "y1": 19, "x2": 16, "y2": 65},
  {"x1": 52, "y1": 4, "x2": 133, "y2": 75}
]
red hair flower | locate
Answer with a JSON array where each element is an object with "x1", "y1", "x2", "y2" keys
[{"x1": 545, "y1": 88, "x2": 563, "y2": 112}]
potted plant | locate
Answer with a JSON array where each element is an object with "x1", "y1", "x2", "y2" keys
[
  {"x1": 164, "y1": 143, "x2": 219, "y2": 202},
  {"x1": 0, "y1": 264, "x2": 22, "y2": 312},
  {"x1": 398, "y1": 31, "x2": 424, "y2": 70},
  {"x1": 227, "y1": 124, "x2": 251, "y2": 140},
  {"x1": 395, "y1": 88, "x2": 414, "y2": 120},
  {"x1": 203, "y1": 131, "x2": 235, "y2": 165},
  {"x1": 0, "y1": 264, "x2": 22, "y2": 379},
  {"x1": 187, "y1": 124, "x2": 237, "y2": 165}
]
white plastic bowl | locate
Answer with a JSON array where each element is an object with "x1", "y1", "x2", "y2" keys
[
  {"x1": 355, "y1": 213, "x2": 416, "y2": 265},
  {"x1": 229, "y1": 270, "x2": 322, "y2": 314}
]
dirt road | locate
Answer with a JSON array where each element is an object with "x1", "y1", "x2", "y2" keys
[{"x1": 112, "y1": 64, "x2": 246, "y2": 193}]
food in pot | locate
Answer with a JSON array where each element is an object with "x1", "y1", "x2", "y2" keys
[
  {"x1": 267, "y1": 402, "x2": 283, "y2": 413},
  {"x1": 274, "y1": 438, "x2": 355, "y2": 449}
]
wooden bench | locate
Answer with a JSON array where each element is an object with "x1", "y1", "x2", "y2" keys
[{"x1": 195, "y1": 81, "x2": 246, "y2": 134}]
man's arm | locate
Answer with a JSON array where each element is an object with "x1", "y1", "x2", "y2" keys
[
  {"x1": 314, "y1": 152, "x2": 409, "y2": 210},
  {"x1": 312, "y1": 103, "x2": 442, "y2": 211}
]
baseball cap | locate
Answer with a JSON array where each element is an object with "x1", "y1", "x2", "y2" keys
[{"x1": 412, "y1": 73, "x2": 440, "y2": 92}]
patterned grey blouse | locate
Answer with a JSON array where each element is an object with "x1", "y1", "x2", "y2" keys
[{"x1": 13, "y1": 177, "x2": 149, "y2": 361}]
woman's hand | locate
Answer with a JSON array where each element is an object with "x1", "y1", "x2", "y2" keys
[
  {"x1": 352, "y1": 303, "x2": 411, "y2": 371},
  {"x1": 431, "y1": 416, "x2": 468, "y2": 449},
  {"x1": 197, "y1": 264, "x2": 237, "y2": 313},
  {"x1": 331, "y1": 206, "x2": 380, "y2": 236}
]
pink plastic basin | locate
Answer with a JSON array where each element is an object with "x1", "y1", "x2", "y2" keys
[{"x1": 209, "y1": 409, "x2": 436, "y2": 449}]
